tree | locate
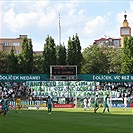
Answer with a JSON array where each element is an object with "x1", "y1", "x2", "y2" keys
[
  {"x1": 33, "y1": 54, "x2": 43, "y2": 74},
  {"x1": 43, "y1": 35, "x2": 57, "y2": 74},
  {"x1": 7, "y1": 47, "x2": 18, "y2": 73},
  {"x1": 28, "y1": 39, "x2": 33, "y2": 73},
  {"x1": 56, "y1": 44, "x2": 67, "y2": 65},
  {"x1": 121, "y1": 36, "x2": 133, "y2": 73},
  {"x1": 67, "y1": 33, "x2": 83, "y2": 73},
  {"x1": 67, "y1": 37, "x2": 73, "y2": 64},
  {"x1": 81, "y1": 45, "x2": 108, "y2": 74},
  {"x1": 20, "y1": 37, "x2": 33, "y2": 73},
  {"x1": 0, "y1": 51, "x2": 8, "y2": 73},
  {"x1": 102, "y1": 47, "x2": 122, "y2": 73}
]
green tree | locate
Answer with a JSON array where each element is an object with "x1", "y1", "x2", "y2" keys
[
  {"x1": 81, "y1": 45, "x2": 108, "y2": 74},
  {"x1": 0, "y1": 51, "x2": 8, "y2": 73},
  {"x1": 102, "y1": 47, "x2": 122, "y2": 73},
  {"x1": 67, "y1": 37, "x2": 73, "y2": 64},
  {"x1": 33, "y1": 54, "x2": 43, "y2": 74},
  {"x1": 7, "y1": 47, "x2": 18, "y2": 73},
  {"x1": 20, "y1": 37, "x2": 33, "y2": 73},
  {"x1": 28, "y1": 39, "x2": 33, "y2": 73},
  {"x1": 121, "y1": 36, "x2": 133, "y2": 73},
  {"x1": 56, "y1": 44, "x2": 67, "y2": 65},
  {"x1": 43, "y1": 35, "x2": 57, "y2": 74},
  {"x1": 67, "y1": 33, "x2": 83, "y2": 73}
]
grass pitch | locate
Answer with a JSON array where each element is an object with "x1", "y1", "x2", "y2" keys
[{"x1": 0, "y1": 108, "x2": 133, "y2": 133}]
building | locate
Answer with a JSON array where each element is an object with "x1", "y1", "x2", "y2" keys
[
  {"x1": 93, "y1": 12, "x2": 131, "y2": 48},
  {"x1": 93, "y1": 37, "x2": 121, "y2": 48},
  {"x1": 0, "y1": 35, "x2": 31, "y2": 54},
  {"x1": 33, "y1": 51, "x2": 43, "y2": 54},
  {"x1": 120, "y1": 12, "x2": 131, "y2": 48}
]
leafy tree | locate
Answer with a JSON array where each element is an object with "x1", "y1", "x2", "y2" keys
[
  {"x1": 20, "y1": 37, "x2": 33, "y2": 73},
  {"x1": 67, "y1": 33, "x2": 83, "y2": 73},
  {"x1": 28, "y1": 39, "x2": 33, "y2": 73},
  {"x1": 121, "y1": 36, "x2": 133, "y2": 73},
  {"x1": 56, "y1": 44, "x2": 67, "y2": 65},
  {"x1": 33, "y1": 54, "x2": 43, "y2": 74},
  {"x1": 81, "y1": 45, "x2": 108, "y2": 74},
  {"x1": 102, "y1": 47, "x2": 122, "y2": 73},
  {"x1": 0, "y1": 51, "x2": 8, "y2": 73},
  {"x1": 67, "y1": 37, "x2": 73, "y2": 64},
  {"x1": 7, "y1": 47, "x2": 18, "y2": 73},
  {"x1": 43, "y1": 35, "x2": 57, "y2": 74}
]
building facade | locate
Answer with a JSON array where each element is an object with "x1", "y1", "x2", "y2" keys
[
  {"x1": 93, "y1": 12, "x2": 131, "y2": 48},
  {"x1": 93, "y1": 37, "x2": 121, "y2": 48},
  {"x1": 0, "y1": 35, "x2": 31, "y2": 54},
  {"x1": 120, "y1": 12, "x2": 131, "y2": 48}
]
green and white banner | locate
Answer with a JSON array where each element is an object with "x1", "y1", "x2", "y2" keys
[
  {"x1": 26, "y1": 81, "x2": 116, "y2": 98},
  {"x1": 0, "y1": 74, "x2": 42, "y2": 81},
  {"x1": 0, "y1": 74, "x2": 132, "y2": 82}
]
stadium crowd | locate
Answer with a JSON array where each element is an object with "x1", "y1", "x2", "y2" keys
[
  {"x1": 0, "y1": 82, "x2": 133, "y2": 104},
  {"x1": 96, "y1": 82, "x2": 133, "y2": 98}
]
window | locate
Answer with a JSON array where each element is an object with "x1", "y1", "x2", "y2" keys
[
  {"x1": 113, "y1": 40, "x2": 120, "y2": 47},
  {"x1": 3, "y1": 42, "x2": 10, "y2": 46},
  {"x1": 13, "y1": 42, "x2": 20, "y2": 46},
  {"x1": 15, "y1": 50, "x2": 20, "y2": 54}
]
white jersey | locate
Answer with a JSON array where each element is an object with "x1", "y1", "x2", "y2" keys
[
  {"x1": 83, "y1": 98, "x2": 87, "y2": 110},
  {"x1": 35, "y1": 100, "x2": 40, "y2": 107},
  {"x1": 83, "y1": 98, "x2": 87, "y2": 105},
  {"x1": 124, "y1": 97, "x2": 127, "y2": 107},
  {"x1": 88, "y1": 98, "x2": 91, "y2": 106}
]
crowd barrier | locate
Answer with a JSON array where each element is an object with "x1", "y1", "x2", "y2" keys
[
  {"x1": 0, "y1": 100, "x2": 133, "y2": 109},
  {"x1": 0, "y1": 100, "x2": 46, "y2": 110}
]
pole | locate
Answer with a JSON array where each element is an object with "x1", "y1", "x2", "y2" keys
[{"x1": 58, "y1": 14, "x2": 61, "y2": 45}]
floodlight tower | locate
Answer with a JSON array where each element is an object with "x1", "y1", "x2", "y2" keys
[{"x1": 58, "y1": 14, "x2": 61, "y2": 45}]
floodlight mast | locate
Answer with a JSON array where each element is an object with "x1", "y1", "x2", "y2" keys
[{"x1": 58, "y1": 14, "x2": 61, "y2": 45}]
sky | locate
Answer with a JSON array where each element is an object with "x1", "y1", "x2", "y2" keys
[{"x1": 0, "y1": 0, "x2": 133, "y2": 51}]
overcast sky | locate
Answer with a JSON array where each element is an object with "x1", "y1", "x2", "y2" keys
[{"x1": 0, "y1": 0, "x2": 133, "y2": 51}]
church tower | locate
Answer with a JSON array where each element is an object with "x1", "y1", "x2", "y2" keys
[{"x1": 120, "y1": 11, "x2": 131, "y2": 48}]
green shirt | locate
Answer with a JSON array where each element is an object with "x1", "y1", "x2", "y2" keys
[
  {"x1": 94, "y1": 97, "x2": 98, "y2": 104},
  {"x1": 104, "y1": 96, "x2": 108, "y2": 104}
]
